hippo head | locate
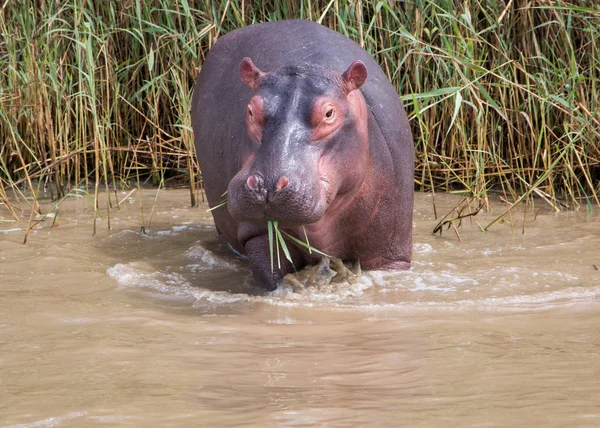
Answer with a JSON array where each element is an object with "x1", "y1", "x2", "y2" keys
[{"x1": 227, "y1": 57, "x2": 370, "y2": 231}]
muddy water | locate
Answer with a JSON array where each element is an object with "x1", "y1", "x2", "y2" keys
[{"x1": 1, "y1": 190, "x2": 599, "y2": 427}]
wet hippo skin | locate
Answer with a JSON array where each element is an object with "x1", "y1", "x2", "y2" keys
[{"x1": 192, "y1": 19, "x2": 414, "y2": 290}]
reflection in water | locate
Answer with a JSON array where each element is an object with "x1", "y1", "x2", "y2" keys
[{"x1": 1, "y1": 190, "x2": 599, "y2": 427}]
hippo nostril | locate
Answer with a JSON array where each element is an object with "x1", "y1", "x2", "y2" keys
[
  {"x1": 246, "y1": 175, "x2": 257, "y2": 190},
  {"x1": 246, "y1": 174, "x2": 264, "y2": 193},
  {"x1": 275, "y1": 177, "x2": 289, "y2": 192}
]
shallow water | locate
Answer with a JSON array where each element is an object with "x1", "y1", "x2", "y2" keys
[{"x1": 1, "y1": 190, "x2": 599, "y2": 427}]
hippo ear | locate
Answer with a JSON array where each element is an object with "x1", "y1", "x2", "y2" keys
[
  {"x1": 240, "y1": 57, "x2": 264, "y2": 90},
  {"x1": 342, "y1": 60, "x2": 368, "y2": 93}
]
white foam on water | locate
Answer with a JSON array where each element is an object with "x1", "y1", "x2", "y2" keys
[
  {"x1": 118, "y1": 223, "x2": 214, "y2": 239},
  {"x1": 273, "y1": 276, "x2": 375, "y2": 303},
  {"x1": 106, "y1": 238, "x2": 598, "y2": 313},
  {"x1": 185, "y1": 244, "x2": 241, "y2": 271},
  {"x1": 413, "y1": 243, "x2": 434, "y2": 254},
  {"x1": 107, "y1": 263, "x2": 193, "y2": 297},
  {"x1": 459, "y1": 285, "x2": 600, "y2": 308},
  {"x1": 0, "y1": 228, "x2": 23, "y2": 234},
  {"x1": 119, "y1": 229, "x2": 161, "y2": 240},
  {"x1": 6, "y1": 411, "x2": 88, "y2": 428},
  {"x1": 107, "y1": 259, "x2": 374, "y2": 308}
]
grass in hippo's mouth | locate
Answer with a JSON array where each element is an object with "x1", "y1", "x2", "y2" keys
[
  {"x1": 205, "y1": 196, "x2": 327, "y2": 273},
  {"x1": 206, "y1": 191, "x2": 228, "y2": 212},
  {"x1": 267, "y1": 220, "x2": 329, "y2": 274}
]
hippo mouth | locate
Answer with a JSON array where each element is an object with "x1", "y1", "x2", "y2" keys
[{"x1": 237, "y1": 223, "x2": 268, "y2": 248}]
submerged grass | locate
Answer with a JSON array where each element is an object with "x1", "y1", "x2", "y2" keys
[{"x1": 1, "y1": 0, "x2": 599, "y2": 233}]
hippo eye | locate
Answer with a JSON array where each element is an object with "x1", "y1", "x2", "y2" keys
[
  {"x1": 325, "y1": 108, "x2": 334, "y2": 118},
  {"x1": 248, "y1": 107, "x2": 253, "y2": 117}
]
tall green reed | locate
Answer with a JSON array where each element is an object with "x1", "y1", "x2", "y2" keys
[{"x1": 1, "y1": 1, "x2": 598, "y2": 228}]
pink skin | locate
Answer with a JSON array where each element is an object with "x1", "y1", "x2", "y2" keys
[
  {"x1": 239, "y1": 64, "x2": 400, "y2": 269},
  {"x1": 287, "y1": 88, "x2": 409, "y2": 270}
]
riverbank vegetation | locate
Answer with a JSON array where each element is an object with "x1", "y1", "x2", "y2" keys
[{"x1": 1, "y1": 0, "x2": 599, "y2": 229}]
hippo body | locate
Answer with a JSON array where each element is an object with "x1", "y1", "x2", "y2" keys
[{"x1": 192, "y1": 20, "x2": 413, "y2": 290}]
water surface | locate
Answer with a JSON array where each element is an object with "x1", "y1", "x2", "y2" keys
[{"x1": 1, "y1": 190, "x2": 599, "y2": 427}]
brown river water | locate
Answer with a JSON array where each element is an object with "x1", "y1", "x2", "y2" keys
[{"x1": 1, "y1": 189, "x2": 599, "y2": 427}]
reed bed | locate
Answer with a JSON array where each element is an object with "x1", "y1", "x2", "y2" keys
[{"x1": 1, "y1": 0, "x2": 599, "y2": 230}]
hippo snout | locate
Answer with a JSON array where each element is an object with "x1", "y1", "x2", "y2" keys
[{"x1": 227, "y1": 170, "x2": 327, "y2": 226}]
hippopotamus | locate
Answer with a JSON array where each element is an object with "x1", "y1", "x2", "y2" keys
[{"x1": 192, "y1": 20, "x2": 413, "y2": 290}]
